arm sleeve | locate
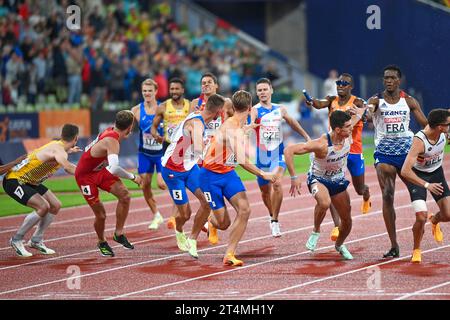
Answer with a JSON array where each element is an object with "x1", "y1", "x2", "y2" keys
[{"x1": 106, "y1": 154, "x2": 135, "y2": 180}]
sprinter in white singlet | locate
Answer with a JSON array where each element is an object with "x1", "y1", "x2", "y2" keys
[{"x1": 401, "y1": 109, "x2": 450, "y2": 263}]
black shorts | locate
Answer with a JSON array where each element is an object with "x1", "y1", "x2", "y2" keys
[
  {"x1": 406, "y1": 167, "x2": 450, "y2": 203},
  {"x1": 2, "y1": 178, "x2": 48, "y2": 206}
]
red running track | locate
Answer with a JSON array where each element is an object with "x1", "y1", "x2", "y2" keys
[{"x1": 0, "y1": 161, "x2": 449, "y2": 300}]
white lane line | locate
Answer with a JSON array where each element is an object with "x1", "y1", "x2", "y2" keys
[
  {"x1": 395, "y1": 280, "x2": 450, "y2": 300},
  {"x1": 0, "y1": 166, "x2": 392, "y2": 223},
  {"x1": 107, "y1": 216, "x2": 448, "y2": 300},
  {"x1": 0, "y1": 186, "x2": 408, "y2": 271},
  {"x1": 0, "y1": 196, "x2": 413, "y2": 297},
  {"x1": 248, "y1": 244, "x2": 450, "y2": 300},
  {"x1": 0, "y1": 179, "x2": 388, "y2": 250}
]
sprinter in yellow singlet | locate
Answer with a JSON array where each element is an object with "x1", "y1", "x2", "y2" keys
[{"x1": 4, "y1": 124, "x2": 80, "y2": 257}]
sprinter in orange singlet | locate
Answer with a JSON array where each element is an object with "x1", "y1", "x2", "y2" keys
[{"x1": 187, "y1": 90, "x2": 276, "y2": 266}]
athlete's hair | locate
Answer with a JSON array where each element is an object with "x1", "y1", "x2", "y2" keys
[
  {"x1": 428, "y1": 108, "x2": 450, "y2": 128},
  {"x1": 383, "y1": 65, "x2": 402, "y2": 79},
  {"x1": 201, "y1": 72, "x2": 218, "y2": 84},
  {"x1": 61, "y1": 124, "x2": 79, "y2": 141},
  {"x1": 330, "y1": 110, "x2": 352, "y2": 130},
  {"x1": 232, "y1": 90, "x2": 252, "y2": 112},
  {"x1": 115, "y1": 110, "x2": 134, "y2": 131},
  {"x1": 205, "y1": 94, "x2": 225, "y2": 113},
  {"x1": 141, "y1": 78, "x2": 158, "y2": 90},
  {"x1": 169, "y1": 77, "x2": 184, "y2": 88},
  {"x1": 340, "y1": 73, "x2": 354, "y2": 86},
  {"x1": 256, "y1": 78, "x2": 272, "y2": 87}
]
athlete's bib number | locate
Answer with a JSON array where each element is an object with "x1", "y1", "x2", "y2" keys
[
  {"x1": 261, "y1": 125, "x2": 281, "y2": 151},
  {"x1": 172, "y1": 189, "x2": 183, "y2": 200},
  {"x1": 325, "y1": 168, "x2": 342, "y2": 177},
  {"x1": 81, "y1": 185, "x2": 92, "y2": 196},
  {"x1": 14, "y1": 186, "x2": 24, "y2": 199},
  {"x1": 143, "y1": 133, "x2": 162, "y2": 151}
]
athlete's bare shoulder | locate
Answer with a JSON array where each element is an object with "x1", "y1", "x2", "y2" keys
[{"x1": 130, "y1": 104, "x2": 140, "y2": 120}]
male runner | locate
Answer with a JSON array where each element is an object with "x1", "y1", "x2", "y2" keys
[
  {"x1": 75, "y1": 110, "x2": 142, "y2": 257},
  {"x1": 151, "y1": 78, "x2": 190, "y2": 230},
  {"x1": 367, "y1": 65, "x2": 427, "y2": 258},
  {"x1": 189, "y1": 90, "x2": 276, "y2": 266},
  {"x1": 190, "y1": 72, "x2": 233, "y2": 244},
  {"x1": 131, "y1": 78, "x2": 166, "y2": 230},
  {"x1": 401, "y1": 109, "x2": 449, "y2": 263},
  {"x1": 5, "y1": 124, "x2": 79, "y2": 257},
  {"x1": 307, "y1": 73, "x2": 371, "y2": 241},
  {"x1": 161, "y1": 94, "x2": 225, "y2": 252},
  {"x1": 251, "y1": 78, "x2": 311, "y2": 237},
  {"x1": 285, "y1": 109, "x2": 367, "y2": 260}
]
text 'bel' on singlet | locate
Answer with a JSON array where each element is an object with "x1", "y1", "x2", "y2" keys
[{"x1": 414, "y1": 131, "x2": 446, "y2": 173}]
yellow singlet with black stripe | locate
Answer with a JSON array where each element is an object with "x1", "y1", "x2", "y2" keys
[
  {"x1": 164, "y1": 98, "x2": 190, "y2": 143},
  {"x1": 6, "y1": 140, "x2": 63, "y2": 185}
]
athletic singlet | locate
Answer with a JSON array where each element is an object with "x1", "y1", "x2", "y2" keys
[
  {"x1": 164, "y1": 98, "x2": 190, "y2": 143},
  {"x1": 195, "y1": 94, "x2": 225, "y2": 139},
  {"x1": 309, "y1": 133, "x2": 351, "y2": 182},
  {"x1": 414, "y1": 131, "x2": 446, "y2": 173},
  {"x1": 329, "y1": 95, "x2": 363, "y2": 154},
  {"x1": 76, "y1": 127, "x2": 120, "y2": 175},
  {"x1": 373, "y1": 91, "x2": 413, "y2": 155},
  {"x1": 6, "y1": 140, "x2": 63, "y2": 185},
  {"x1": 138, "y1": 101, "x2": 164, "y2": 156},
  {"x1": 161, "y1": 112, "x2": 206, "y2": 172},
  {"x1": 202, "y1": 119, "x2": 239, "y2": 174},
  {"x1": 255, "y1": 104, "x2": 284, "y2": 152}
]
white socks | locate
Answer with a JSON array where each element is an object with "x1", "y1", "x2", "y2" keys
[
  {"x1": 13, "y1": 211, "x2": 41, "y2": 241},
  {"x1": 31, "y1": 213, "x2": 54, "y2": 243}
]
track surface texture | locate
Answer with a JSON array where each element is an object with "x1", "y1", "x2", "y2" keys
[{"x1": 1, "y1": 161, "x2": 449, "y2": 300}]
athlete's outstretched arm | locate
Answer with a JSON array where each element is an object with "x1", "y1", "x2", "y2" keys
[
  {"x1": 284, "y1": 139, "x2": 324, "y2": 196},
  {"x1": 104, "y1": 138, "x2": 141, "y2": 185},
  {"x1": 401, "y1": 137, "x2": 443, "y2": 196},
  {"x1": 187, "y1": 118, "x2": 205, "y2": 159},
  {"x1": 405, "y1": 95, "x2": 428, "y2": 128},
  {"x1": 364, "y1": 96, "x2": 379, "y2": 122},
  {"x1": 0, "y1": 154, "x2": 27, "y2": 175},
  {"x1": 281, "y1": 106, "x2": 311, "y2": 141},
  {"x1": 307, "y1": 95, "x2": 334, "y2": 110},
  {"x1": 54, "y1": 148, "x2": 77, "y2": 175},
  {"x1": 150, "y1": 102, "x2": 166, "y2": 143}
]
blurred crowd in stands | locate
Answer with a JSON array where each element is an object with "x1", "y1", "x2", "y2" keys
[{"x1": 0, "y1": 0, "x2": 280, "y2": 110}]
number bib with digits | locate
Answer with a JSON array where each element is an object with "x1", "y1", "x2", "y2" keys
[{"x1": 142, "y1": 133, "x2": 163, "y2": 151}]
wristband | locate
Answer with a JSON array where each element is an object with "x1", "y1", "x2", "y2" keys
[
  {"x1": 424, "y1": 182, "x2": 429, "y2": 189},
  {"x1": 290, "y1": 176, "x2": 298, "y2": 180}
]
